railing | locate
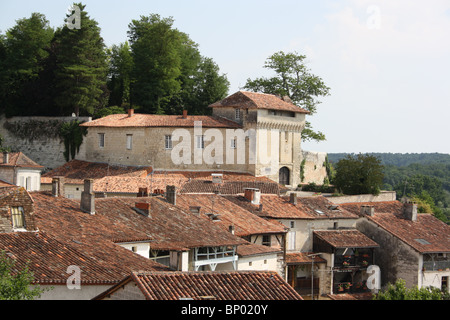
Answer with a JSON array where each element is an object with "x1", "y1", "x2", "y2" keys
[
  {"x1": 423, "y1": 260, "x2": 450, "y2": 271},
  {"x1": 334, "y1": 254, "x2": 372, "y2": 269}
]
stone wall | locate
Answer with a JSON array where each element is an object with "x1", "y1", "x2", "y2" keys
[
  {"x1": 0, "y1": 115, "x2": 90, "y2": 170},
  {"x1": 301, "y1": 151, "x2": 328, "y2": 185}
]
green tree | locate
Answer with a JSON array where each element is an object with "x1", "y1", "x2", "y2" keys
[
  {"x1": 128, "y1": 14, "x2": 182, "y2": 114},
  {"x1": 374, "y1": 279, "x2": 449, "y2": 300},
  {"x1": 52, "y1": 3, "x2": 108, "y2": 116},
  {"x1": 128, "y1": 14, "x2": 229, "y2": 116},
  {"x1": 107, "y1": 42, "x2": 133, "y2": 108},
  {"x1": 0, "y1": 251, "x2": 44, "y2": 300},
  {"x1": 244, "y1": 51, "x2": 330, "y2": 142},
  {"x1": 59, "y1": 120, "x2": 87, "y2": 162},
  {"x1": 333, "y1": 153, "x2": 384, "y2": 195},
  {"x1": 0, "y1": 12, "x2": 54, "y2": 116}
]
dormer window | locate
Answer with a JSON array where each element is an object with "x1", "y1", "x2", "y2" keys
[{"x1": 11, "y1": 206, "x2": 25, "y2": 229}]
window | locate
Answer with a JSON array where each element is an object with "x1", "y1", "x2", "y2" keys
[
  {"x1": 230, "y1": 138, "x2": 237, "y2": 149},
  {"x1": 235, "y1": 108, "x2": 241, "y2": 120},
  {"x1": 196, "y1": 135, "x2": 205, "y2": 149},
  {"x1": 262, "y1": 235, "x2": 271, "y2": 247},
  {"x1": 126, "y1": 134, "x2": 133, "y2": 150},
  {"x1": 11, "y1": 207, "x2": 25, "y2": 229},
  {"x1": 98, "y1": 133, "x2": 105, "y2": 148},
  {"x1": 290, "y1": 221, "x2": 295, "y2": 228},
  {"x1": 165, "y1": 135, "x2": 173, "y2": 150}
]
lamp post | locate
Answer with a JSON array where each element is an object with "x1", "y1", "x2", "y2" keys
[{"x1": 307, "y1": 253, "x2": 322, "y2": 300}]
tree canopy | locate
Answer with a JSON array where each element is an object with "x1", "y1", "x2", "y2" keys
[{"x1": 243, "y1": 51, "x2": 330, "y2": 142}]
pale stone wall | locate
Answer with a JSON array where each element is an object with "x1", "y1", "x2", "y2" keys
[
  {"x1": 38, "y1": 284, "x2": 113, "y2": 300},
  {"x1": 328, "y1": 191, "x2": 397, "y2": 204},
  {"x1": 301, "y1": 151, "x2": 328, "y2": 185},
  {"x1": 0, "y1": 116, "x2": 90, "y2": 170},
  {"x1": 100, "y1": 282, "x2": 145, "y2": 300}
]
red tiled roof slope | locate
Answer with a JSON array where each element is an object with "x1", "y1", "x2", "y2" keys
[
  {"x1": 210, "y1": 91, "x2": 310, "y2": 114},
  {"x1": 123, "y1": 271, "x2": 303, "y2": 300},
  {"x1": 80, "y1": 114, "x2": 241, "y2": 128},
  {"x1": 0, "y1": 152, "x2": 43, "y2": 168},
  {"x1": 313, "y1": 230, "x2": 379, "y2": 249},
  {"x1": 340, "y1": 201, "x2": 450, "y2": 253}
]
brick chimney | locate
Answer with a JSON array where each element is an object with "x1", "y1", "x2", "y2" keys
[
  {"x1": 166, "y1": 185, "x2": 176, "y2": 205},
  {"x1": 51, "y1": 177, "x2": 65, "y2": 197},
  {"x1": 128, "y1": 108, "x2": 134, "y2": 117},
  {"x1": 404, "y1": 202, "x2": 417, "y2": 221},
  {"x1": 135, "y1": 202, "x2": 151, "y2": 216},
  {"x1": 80, "y1": 179, "x2": 95, "y2": 215},
  {"x1": 182, "y1": 109, "x2": 188, "y2": 119},
  {"x1": 244, "y1": 188, "x2": 260, "y2": 205}
]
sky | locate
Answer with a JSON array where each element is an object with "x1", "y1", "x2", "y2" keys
[{"x1": 1, "y1": 0, "x2": 450, "y2": 155}]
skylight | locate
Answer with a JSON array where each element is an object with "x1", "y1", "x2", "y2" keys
[{"x1": 414, "y1": 238, "x2": 431, "y2": 245}]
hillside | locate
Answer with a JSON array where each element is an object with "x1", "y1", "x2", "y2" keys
[{"x1": 327, "y1": 153, "x2": 450, "y2": 224}]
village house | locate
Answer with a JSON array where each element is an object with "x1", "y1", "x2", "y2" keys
[
  {"x1": 93, "y1": 270, "x2": 302, "y2": 300},
  {"x1": 223, "y1": 190, "x2": 379, "y2": 299},
  {"x1": 0, "y1": 152, "x2": 43, "y2": 191},
  {"x1": 79, "y1": 91, "x2": 326, "y2": 187},
  {"x1": 341, "y1": 201, "x2": 450, "y2": 293}
]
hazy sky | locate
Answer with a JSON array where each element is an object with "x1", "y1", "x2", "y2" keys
[{"x1": 1, "y1": 0, "x2": 449, "y2": 154}]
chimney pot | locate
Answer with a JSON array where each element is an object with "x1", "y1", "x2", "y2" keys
[{"x1": 51, "y1": 177, "x2": 65, "y2": 197}]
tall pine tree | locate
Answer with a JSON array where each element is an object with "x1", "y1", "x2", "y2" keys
[{"x1": 52, "y1": 3, "x2": 108, "y2": 116}]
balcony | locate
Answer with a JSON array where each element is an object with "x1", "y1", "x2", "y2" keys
[
  {"x1": 423, "y1": 260, "x2": 450, "y2": 272},
  {"x1": 334, "y1": 253, "x2": 372, "y2": 269}
]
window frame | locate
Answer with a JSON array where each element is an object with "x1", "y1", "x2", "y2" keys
[
  {"x1": 126, "y1": 134, "x2": 133, "y2": 150},
  {"x1": 165, "y1": 135, "x2": 173, "y2": 150},
  {"x1": 11, "y1": 206, "x2": 25, "y2": 229},
  {"x1": 98, "y1": 133, "x2": 105, "y2": 148}
]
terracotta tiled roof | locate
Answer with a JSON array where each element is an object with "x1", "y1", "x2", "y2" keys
[
  {"x1": 224, "y1": 195, "x2": 358, "y2": 220},
  {"x1": 32, "y1": 192, "x2": 245, "y2": 252},
  {"x1": 340, "y1": 201, "x2": 450, "y2": 253},
  {"x1": 180, "y1": 179, "x2": 286, "y2": 195},
  {"x1": 210, "y1": 91, "x2": 310, "y2": 114},
  {"x1": 0, "y1": 231, "x2": 164, "y2": 285},
  {"x1": 176, "y1": 194, "x2": 287, "y2": 237},
  {"x1": 237, "y1": 243, "x2": 282, "y2": 257},
  {"x1": 41, "y1": 159, "x2": 151, "y2": 185},
  {"x1": 0, "y1": 152, "x2": 43, "y2": 168},
  {"x1": 286, "y1": 252, "x2": 327, "y2": 265},
  {"x1": 313, "y1": 230, "x2": 379, "y2": 249},
  {"x1": 80, "y1": 113, "x2": 241, "y2": 128},
  {"x1": 94, "y1": 271, "x2": 303, "y2": 300}
]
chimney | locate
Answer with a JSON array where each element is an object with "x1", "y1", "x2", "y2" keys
[
  {"x1": 360, "y1": 205, "x2": 375, "y2": 217},
  {"x1": 289, "y1": 193, "x2": 297, "y2": 205},
  {"x1": 80, "y1": 179, "x2": 95, "y2": 215},
  {"x1": 244, "y1": 188, "x2": 260, "y2": 205},
  {"x1": 51, "y1": 177, "x2": 65, "y2": 197},
  {"x1": 404, "y1": 202, "x2": 417, "y2": 221},
  {"x1": 166, "y1": 185, "x2": 176, "y2": 205},
  {"x1": 135, "y1": 202, "x2": 151, "y2": 216},
  {"x1": 182, "y1": 109, "x2": 188, "y2": 119},
  {"x1": 128, "y1": 108, "x2": 134, "y2": 117},
  {"x1": 3, "y1": 152, "x2": 9, "y2": 164},
  {"x1": 138, "y1": 187, "x2": 148, "y2": 197}
]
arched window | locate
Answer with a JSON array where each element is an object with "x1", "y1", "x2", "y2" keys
[{"x1": 279, "y1": 167, "x2": 290, "y2": 185}]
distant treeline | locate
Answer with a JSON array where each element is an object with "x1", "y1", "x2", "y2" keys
[
  {"x1": 327, "y1": 152, "x2": 450, "y2": 167},
  {"x1": 328, "y1": 152, "x2": 450, "y2": 223}
]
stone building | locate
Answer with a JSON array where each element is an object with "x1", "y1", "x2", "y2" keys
[{"x1": 80, "y1": 91, "x2": 311, "y2": 187}]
